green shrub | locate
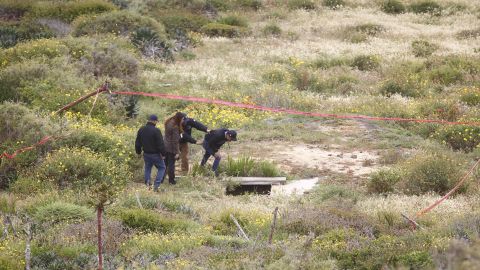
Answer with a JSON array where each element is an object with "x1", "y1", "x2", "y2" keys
[
  {"x1": 351, "y1": 55, "x2": 380, "y2": 71},
  {"x1": 0, "y1": 102, "x2": 56, "y2": 188},
  {"x1": 201, "y1": 23, "x2": 248, "y2": 38},
  {"x1": 234, "y1": 0, "x2": 262, "y2": 10},
  {"x1": 212, "y1": 208, "x2": 271, "y2": 236},
  {"x1": 27, "y1": 0, "x2": 115, "y2": 22},
  {"x1": 262, "y1": 66, "x2": 287, "y2": 83},
  {"x1": 0, "y1": 38, "x2": 69, "y2": 68},
  {"x1": 0, "y1": 0, "x2": 33, "y2": 20},
  {"x1": 343, "y1": 23, "x2": 384, "y2": 43},
  {"x1": 456, "y1": 28, "x2": 480, "y2": 39},
  {"x1": 219, "y1": 156, "x2": 281, "y2": 177},
  {"x1": 409, "y1": 1, "x2": 442, "y2": 15},
  {"x1": 73, "y1": 11, "x2": 172, "y2": 58},
  {"x1": 367, "y1": 169, "x2": 401, "y2": 194},
  {"x1": 381, "y1": 0, "x2": 406, "y2": 14},
  {"x1": 204, "y1": 234, "x2": 248, "y2": 248},
  {"x1": 207, "y1": 0, "x2": 231, "y2": 11},
  {"x1": 0, "y1": 21, "x2": 54, "y2": 48},
  {"x1": 217, "y1": 15, "x2": 248, "y2": 27},
  {"x1": 460, "y1": 87, "x2": 480, "y2": 106},
  {"x1": 434, "y1": 125, "x2": 480, "y2": 151},
  {"x1": 122, "y1": 233, "x2": 204, "y2": 257},
  {"x1": 262, "y1": 23, "x2": 282, "y2": 37},
  {"x1": 311, "y1": 56, "x2": 351, "y2": 69},
  {"x1": 287, "y1": 0, "x2": 316, "y2": 10},
  {"x1": 33, "y1": 202, "x2": 94, "y2": 224},
  {"x1": 323, "y1": 0, "x2": 345, "y2": 9},
  {"x1": 158, "y1": 11, "x2": 210, "y2": 37},
  {"x1": 0, "y1": 61, "x2": 48, "y2": 101},
  {"x1": 119, "y1": 208, "x2": 196, "y2": 233},
  {"x1": 400, "y1": 152, "x2": 466, "y2": 195},
  {"x1": 21, "y1": 147, "x2": 131, "y2": 191},
  {"x1": 411, "y1": 39, "x2": 438, "y2": 57}
]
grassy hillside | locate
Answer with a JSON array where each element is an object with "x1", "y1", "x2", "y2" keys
[{"x1": 1, "y1": 0, "x2": 480, "y2": 269}]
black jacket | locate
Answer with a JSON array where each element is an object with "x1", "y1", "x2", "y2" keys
[
  {"x1": 135, "y1": 122, "x2": 166, "y2": 156},
  {"x1": 204, "y1": 128, "x2": 229, "y2": 153},
  {"x1": 179, "y1": 117, "x2": 208, "y2": 144}
]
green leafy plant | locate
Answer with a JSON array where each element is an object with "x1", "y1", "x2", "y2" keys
[{"x1": 381, "y1": 0, "x2": 406, "y2": 14}]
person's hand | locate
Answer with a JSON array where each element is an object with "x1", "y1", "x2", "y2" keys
[
  {"x1": 137, "y1": 153, "x2": 142, "y2": 158},
  {"x1": 196, "y1": 140, "x2": 203, "y2": 145},
  {"x1": 206, "y1": 129, "x2": 211, "y2": 133},
  {"x1": 174, "y1": 153, "x2": 180, "y2": 160}
]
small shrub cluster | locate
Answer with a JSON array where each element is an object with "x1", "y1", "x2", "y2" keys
[
  {"x1": 367, "y1": 169, "x2": 401, "y2": 194},
  {"x1": 323, "y1": 0, "x2": 345, "y2": 10},
  {"x1": 33, "y1": 202, "x2": 94, "y2": 224},
  {"x1": 459, "y1": 87, "x2": 480, "y2": 107},
  {"x1": 343, "y1": 23, "x2": 385, "y2": 43},
  {"x1": 456, "y1": 28, "x2": 480, "y2": 39},
  {"x1": 26, "y1": 0, "x2": 115, "y2": 22},
  {"x1": 409, "y1": 1, "x2": 443, "y2": 16},
  {"x1": 157, "y1": 11, "x2": 210, "y2": 38},
  {"x1": 311, "y1": 56, "x2": 351, "y2": 69},
  {"x1": 0, "y1": 21, "x2": 53, "y2": 48},
  {"x1": 381, "y1": 0, "x2": 406, "y2": 14},
  {"x1": 217, "y1": 15, "x2": 248, "y2": 28},
  {"x1": 211, "y1": 208, "x2": 271, "y2": 236},
  {"x1": 399, "y1": 151, "x2": 466, "y2": 195},
  {"x1": 411, "y1": 39, "x2": 438, "y2": 57},
  {"x1": 0, "y1": 38, "x2": 69, "y2": 68},
  {"x1": 351, "y1": 55, "x2": 380, "y2": 71},
  {"x1": 287, "y1": 0, "x2": 316, "y2": 10},
  {"x1": 219, "y1": 156, "x2": 281, "y2": 177},
  {"x1": 119, "y1": 208, "x2": 197, "y2": 233},
  {"x1": 201, "y1": 22, "x2": 249, "y2": 38},
  {"x1": 434, "y1": 124, "x2": 480, "y2": 152},
  {"x1": 262, "y1": 23, "x2": 282, "y2": 37}
]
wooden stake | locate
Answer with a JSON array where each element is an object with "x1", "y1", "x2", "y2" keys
[
  {"x1": 25, "y1": 222, "x2": 32, "y2": 270},
  {"x1": 268, "y1": 207, "x2": 279, "y2": 244},
  {"x1": 401, "y1": 213, "x2": 422, "y2": 230},
  {"x1": 230, "y1": 214, "x2": 249, "y2": 241},
  {"x1": 135, "y1": 192, "x2": 143, "y2": 209}
]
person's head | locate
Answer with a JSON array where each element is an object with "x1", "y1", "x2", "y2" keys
[
  {"x1": 147, "y1": 114, "x2": 158, "y2": 125},
  {"x1": 225, "y1": 130, "x2": 237, "y2": 142}
]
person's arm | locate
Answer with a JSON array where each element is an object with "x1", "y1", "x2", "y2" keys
[
  {"x1": 135, "y1": 128, "x2": 142, "y2": 155},
  {"x1": 180, "y1": 132, "x2": 197, "y2": 144},
  {"x1": 155, "y1": 129, "x2": 167, "y2": 156},
  {"x1": 186, "y1": 118, "x2": 208, "y2": 133}
]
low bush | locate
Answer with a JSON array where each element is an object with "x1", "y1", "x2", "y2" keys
[
  {"x1": 311, "y1": 56, "x2": 351, "y2": 69},
  {"x1": 219, "y1": 156, "x2": 281, "y2": 177},
  {"x1": 262, "y1": 66, "x2": 288, "y2": 83},
  {"x1": 27, "y1": 0, "x2": 115, "y2": 22},
  {"x1": 0, "y1": 21, "x2": 53, "y2": 48},
  {"x1": 459, "y1": 86, "x2": 480, "y2": 106},
  {"x1": 20, "y1": 147, "x2": 131, "y2": 191},
  {"x1": 367, "y1": 169, "x2": 401, "y2": 194},
  {"x1": 287, "y1": 0, "x2": 316, "y2": 10},
  {"x1": 158, "y1": 11, "x2": 210, "y2": 38},
  {"x1": 234, "y1": 0, "x2": 262, "y2": 10},
  {"x1": 400, "y1": 151, "x2": 466, "y2": 195},
  {"x1": 0, "y1": 0, "x2": 33, "y2": 20},
  {"x1": 201, "y1": 23, "x2": 248, "y2": 38},
  {"x1": 351, "y1": 55, "x2": 380, "y2": 71},
  {"x1": 381, "y1": 0, "x2": 406, "y2": 14},
  {"x1": 456, "y1": 28, "x2": 480, "y2": 39},
  {"x1": 0, "y1": 38, "x2": 69, "y2": 68},
  {"x1": 343, "y1": 23, "x2": 385, "y2": 43},
  {"x1": 217, "y1": 15, "x2": 248, "y2": 28},
  {"x1": 122, "y1": 233, "x2": 205, "y2": 258},
  {"x1": 0, "y1": 61, "x2": 49, "y2": 102},
  {"x1": 412, "y1": 39, "x2": 438, "y2": 57},
  {"x1": 262, "y1": 23, "x2": 282, "y2": 37},
  {"x1": 323, "y1": 0, "x2": 345, "y2": 9},
  {"x1": 33, "y1": 202, "x2": 94, "y2": 224},
  {"x1": 119, "y1": 208, "x2": 196, "y2": 233},
  {"x1": 434, "y1": 124, "x2": 480, "y2": 151},
  {"x1": 211, "y1": 208, "x2": 271, "y2": 236},
  {"x1": 409, "y1": 1, "x2": 442, "y2": 15}
]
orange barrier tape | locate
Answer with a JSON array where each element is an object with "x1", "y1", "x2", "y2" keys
[
  {"x1": 0, "y1": 136, "x2": 53, "y2": 159},
  {"x1": 415, "y1": 159, "x2": 480, "y2": 218}
]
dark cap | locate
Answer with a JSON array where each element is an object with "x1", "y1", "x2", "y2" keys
[
  {"x1": 148, "y1": 114, "x2": 158, "y2": 121},
  {"x1": 226, "y1": 130, "x2": 237, "y2": 141}
]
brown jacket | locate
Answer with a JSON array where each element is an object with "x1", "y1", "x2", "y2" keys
[{"x1": 164, "y1": 120, "x2": 180, "y2": 154}]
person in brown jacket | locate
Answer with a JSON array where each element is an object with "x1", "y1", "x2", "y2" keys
[{"x1": 163, "y1": 112, "x2": 184, "y2": 184}]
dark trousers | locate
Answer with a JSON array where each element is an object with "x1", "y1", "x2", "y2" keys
[
  {"x1": 143, "y1": 153, "x2": 166, "y2": 188},
  {"x1": 200, "y1": 141, "x2": 221, "y2": 176},
  {"x1": 165, "y1": 152, "x2": 177, "y2": 183}
]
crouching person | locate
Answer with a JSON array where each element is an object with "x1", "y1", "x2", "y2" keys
[{"x1": 200, "y1": 129, "x2": 237, "y2": 176}]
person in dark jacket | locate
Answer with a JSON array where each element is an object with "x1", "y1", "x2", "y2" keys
[
  {"x1": 178, "y1": 113, "x2": 209, "y2": 173},
  {"x1": 163, "y1": 112, "x2": 184, "y2": 185},
  {"x1": 135, "y1": 114, "x2": 167, "y2": 192},
  {"x1": 200, "y1": 128, "x2": 237, "y2": 176}
]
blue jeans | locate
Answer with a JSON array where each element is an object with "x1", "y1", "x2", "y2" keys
[
  {"x1": 143, "y1": 153, "x2": 166, "y2": 189},
  {"x1": 201, "y1": 141, "x2": 221, "y2": 176}
]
